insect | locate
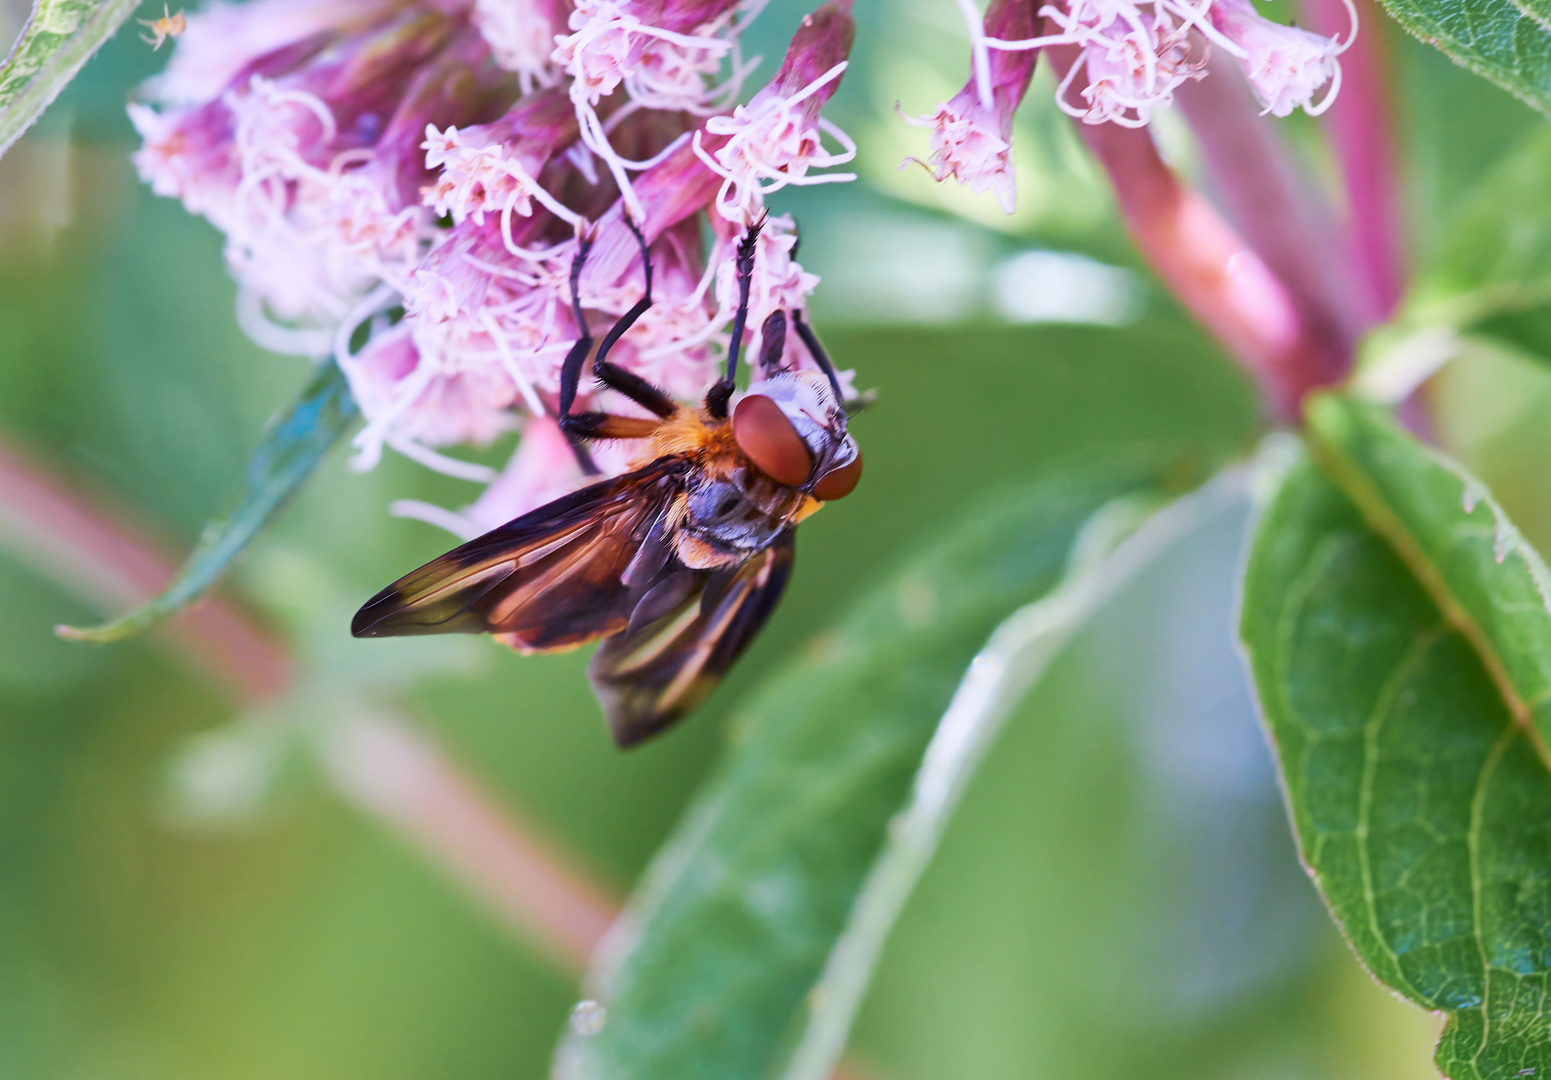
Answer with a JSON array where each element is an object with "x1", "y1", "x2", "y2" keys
[
  {"x1": 139, "y1": 4, "x2": 186, "y2": 49},
  {"x1": 351, "y1": 218, "x2": 863, "y2": 747}
]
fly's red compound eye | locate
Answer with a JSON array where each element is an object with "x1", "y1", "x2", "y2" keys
[
  {"x1": 812, "y1": 450, "x2": 863, "y2": 501},
  {"x1": 732, "y1": 393, "x2": 812, "y2": 487}
]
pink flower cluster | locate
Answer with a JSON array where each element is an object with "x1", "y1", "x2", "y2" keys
[
  {"x1": 908, "y1": 0, "x2": 1354, "y2": 211},
  {"x1": 129, "y1": 0, "x2": 858, "y2": 530}
]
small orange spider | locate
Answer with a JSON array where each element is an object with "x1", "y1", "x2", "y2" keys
[{"x1": 139, "y1": 4, "x2": 186, "y2": 50}]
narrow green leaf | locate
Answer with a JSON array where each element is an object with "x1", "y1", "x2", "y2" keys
[
  {"x1": 58, "y1": 359, "x2": 359, "y2": 644},
  {"x1": 553, "y1": 466, "x2": 1175, "y2": 1080},
  {"x1": 1304, "y1": 393, "x2": 1551, "y2": 758},
  {"x1": 1241, "y1": 443, "x2": 1551, "y2": 1080},
  {"x1": 0, "y1": 0, "x2": 146, "y2": 157},
  {"x1": 776, "y1": 469, "x2": 1247, "y2": 1080},
  {"x1": 1375, "y1": 0, "x2": 1551, "y2": 119}
]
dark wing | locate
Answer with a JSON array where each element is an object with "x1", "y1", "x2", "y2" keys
[
  {"x1": 351, "y1": 457, "x2": 690, "y2": 652},
  {"x1": 588, "y1": 529, "x2": 796, "y2": 748}
]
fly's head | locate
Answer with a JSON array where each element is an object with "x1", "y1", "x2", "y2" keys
[{"x1": 730, "y1": 370, "x2": 861, "y2": 501}]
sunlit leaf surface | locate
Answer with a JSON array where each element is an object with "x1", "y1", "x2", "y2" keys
[
  {"x1": 1242, "y1": 441, "x2": 1551, "y2": 1080},
  {"x1": 1375, "y1": 0, "x2": 1551, "y2": 118},
  {"x1": 1304, "y1": 394, "x2": 1551, "y2": 754},
  {"x1": 0, "y1": 0, "x2": 144, "y2": 155},
  {"x1": 555, "y1": 467, "x2": 1168, "y2": 1080},
  {"x1": 58, "y1": 359, "x2": 358, "y2": 643}
]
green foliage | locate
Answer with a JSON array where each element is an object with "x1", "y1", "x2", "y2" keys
[
  {"x1": 555, "y1": 470, "x2": 1167, "y2": 1080},
  {"x1": 1408, "y1": 127, "x2": 1551, "y2": 362},
  {"x1": 1304, "y1": 395, "x2": 1551, "y2": 752},
  {"x1": 1373, "y1": 0, "x2": 1551, "y2": 119},
  {"x1": 1242, "y1": 427, "x2": 1551, "y2": 1080},
  {"x1": 0, "y1": 0, "x2": 145, "y2": 155},
  {"x1": 57, "y1": 359, "x2": 360, "y2": 643}
]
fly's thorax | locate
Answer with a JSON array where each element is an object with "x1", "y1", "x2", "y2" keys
[{"x1": 675, "y1": 464, "x2": 809, "y2": 568}]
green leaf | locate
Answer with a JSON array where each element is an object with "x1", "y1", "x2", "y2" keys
[
  {"x1": 1375, "y1": 0, "x2": 1551, "y2": 120},
  {"x1": 0, "y1": 0, "x2": 146, "y2": 157},
  {"x1": 553, "y1": 466, "x2": 1181, "y2": 1080},
  {"x1": 1240, "y1": 435, "x2": 1551, "y2": 1080},
  {"x1": 58, "y1": 359, "x2": 359, "y2": 644},
  {"x1": 1303, "y1": 394, "x2": 1551, "y2": 755},
  {"x1": 775, "y1": 470, "x2": 1247, "y2": 1080},
  {"x1": 1409, "y1": 127, "x2": 1551, "y2": 364}
]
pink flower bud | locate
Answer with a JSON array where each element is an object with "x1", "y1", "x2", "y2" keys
[
  {"x1": 421, "y1": 86, "x2": 579, "y2": 224},
  {"x1": 474, "y1": 0, "x2": 568, "y2": 91},
  {"x1": 552, "y1": 0, "x2": 742, "y2": 109},
  {"x1": 696, "y1": 0, "x2": 857, "y2": 221},
  {"x1": 1208, "y1": 0, "x2": 1347, "y2": 117},
  {"x1": 901, "y1": 0, "x2": 1037, "y2": 212}
]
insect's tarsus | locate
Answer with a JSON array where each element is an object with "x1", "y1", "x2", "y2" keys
[
  {"x1": 559, "y1": 231, "x2": 601, "y2": 474},
  {"x1": 558, "y1": 218, "x2": 678, "y2": 471},
  {"x1": 758, "y1": 310, "x2": 787, "y2": 377},
  {"x1": 589, "y1": 217, "x2": 676, "y2": 418},
  {"x1": 707, "y1": 216, "x2": 766, "y2": 420},
  {"x1": 792, "y1": 309, "x2": 845, "y2": 403}
]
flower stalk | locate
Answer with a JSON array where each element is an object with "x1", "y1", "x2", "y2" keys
[
  {"x1": 1047, "y1": 43, "x2": 1341, "y2": 417},
  {"x1": 1304, "y1": 0, "x2": 1404, "y2": 323}
]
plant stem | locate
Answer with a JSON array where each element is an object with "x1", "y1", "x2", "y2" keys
[
  {"x1": 1046, "y1": 46, "x2": 1344, "y2": 418},
  {"x1": 1175, "y1": 54, "x2": 1362, "y2": 351},
  {"x1": 0, "y1": 439, "x2": 293, "y2": 703},
  {"x1": 0, "y1": 435, "x2": 609, "y2": 971},
  {"x1": 1305, "y1": 0, "x2": 1406, "y2": 323},
  {"x1": 321, "y1": 712, "x2": 619, "y2": 973}
]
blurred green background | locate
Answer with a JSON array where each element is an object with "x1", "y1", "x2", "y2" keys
[{"x1": 4, "y1": 0, "x2": 1551, "y2": 1075}]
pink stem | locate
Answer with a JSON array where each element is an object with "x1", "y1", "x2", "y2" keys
[
  {"x1": 0, "y1": 434, "x2": 612, "y2": 973},
  {"x1": 0, "y1": 435, "x2": 880, "y2": 1080},
  {"x1": 1304, "y1": 0, "x2": 1406, "y2": 323},
  {"x1": 321, "y1": 712, "x2": 619, "y2": 973},
  {"x1": 1175, "y1": 53, "x2": 1362, "y2": 353},
  {"x1": 1045, "y1": 46, "x2": 1339, "y2": 419},
  {"x1": 0, "y1": 439, "x2": 293, "y2": 703}
]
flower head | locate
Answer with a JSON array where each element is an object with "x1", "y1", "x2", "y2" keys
[
  {"x1": 908, "y1": 0, "x2": 1355, "y2": 212},
  {"x1": 132, "y1": 0, "x2": 859, "y2": 529}
]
